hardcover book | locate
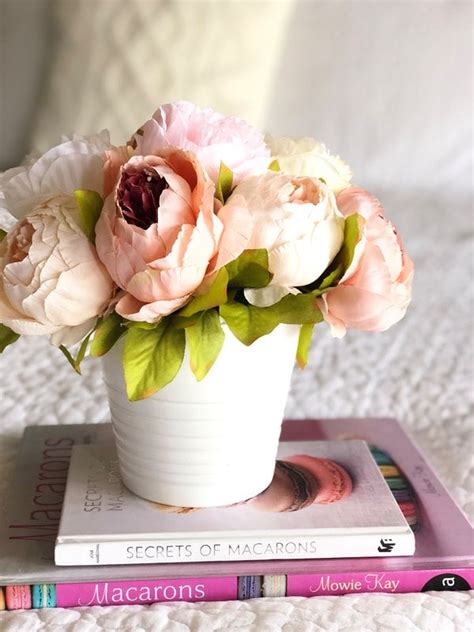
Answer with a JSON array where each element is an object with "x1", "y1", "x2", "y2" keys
[
  {"x1": 0, "y1": 418, "x2": 472, "y2": 609},
  {"x1": 54, "y1": 440, "x2": 415, "y2": 566}
]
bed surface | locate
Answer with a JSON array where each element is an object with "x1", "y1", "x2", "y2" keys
[{"x1": 0, "y1": 194, "x2": 472, "y2": 630}]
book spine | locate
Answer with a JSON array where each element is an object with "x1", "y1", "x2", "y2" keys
[
  {"x1": 55, "y1": 576, "x2": 238, "y2": 607},
  {"x1": 286, "y1": 567, "x2": 474, "y2": 596},
  {"x1": 54, "y1": 532, "x2": 415, "y2": 566},
  {"x1": 2, "y1": 567, "x2": 473, "y2": 609}
]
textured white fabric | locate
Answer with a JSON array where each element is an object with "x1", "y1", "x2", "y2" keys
[
  {"x1": 1, "y1": 0, "x2": 473, "y2": 629},
  {"x1": 29, "y1": 0, "x2": 294, "y2": 149}
]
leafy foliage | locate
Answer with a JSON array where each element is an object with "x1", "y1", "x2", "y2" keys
[
  {"x1": 74, "y1": 190, "x2": 103, "y2": 243},
  {"x1": 90, "y1": 313, "x2": 124, "y2": 357},
  {"x1": 309, "y1": 213, "x2": 363, "y2": 295},
  {"x1": 0, "y1": 324, "x2": 19, "y2": 353},
  {"x1": 220, "y1": 294, "x2": 322, "y2": 346},
  {"x1": 179, "y1": 268, "x2": 229, "y2": 317},
  {"x1": 59, "y1": 331, "x2": 93, "y2": 375},
  {"x1": 226, "y1": 249, "x2": 273, "y2": 289},
  {"x1": 296, "y1": 324, "x2": 314, "y2": 369},
  {"x1": 123, "y1": 318, "x2": 185, "y2": 400},
  {"x1": 268, "y1": 159, "x2": 281, "y2": 172},
  {"x1": 185, "y1": 310, "x2": 225, "y2": 381},
  {"x1": 215, "y1": 162, "x2": 234, "y2": 204}
]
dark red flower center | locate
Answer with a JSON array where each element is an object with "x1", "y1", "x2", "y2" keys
[{"x1": 118, "y1": 168, "x2": 168, "y2": 230}]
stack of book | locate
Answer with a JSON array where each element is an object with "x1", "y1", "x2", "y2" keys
[{"x1": 0, "y1": 418, "x2": 472, "y2": 610}]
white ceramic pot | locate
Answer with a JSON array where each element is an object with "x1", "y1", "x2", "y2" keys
[{"x1": 102, "y1": 324, "x2": 299, "y2": 507}]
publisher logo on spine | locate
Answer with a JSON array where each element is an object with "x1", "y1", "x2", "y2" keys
[
  {"x1": 377, "y1": 538, "x2": 396, "y2": 553},
  {"x1": 421, "y1": 574, "x2": 470, "y2": 592}
]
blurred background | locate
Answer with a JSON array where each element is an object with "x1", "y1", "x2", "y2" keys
[
  {"x1": 0, "y1": 1, "x2": 473, "y2": 513},
  {"x1": 1, "y1": 0, "x2": 472, "y2": 197}
]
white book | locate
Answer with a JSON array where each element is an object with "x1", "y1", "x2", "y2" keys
[{"x1": 55, "y1": 440, "x2": 415, "y2": 566}]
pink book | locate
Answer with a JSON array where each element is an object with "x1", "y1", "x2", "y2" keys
[
  {"x1": 1, "y1": 418, "x2": 472, "y2": 608},
  {"x1": 280, "y1": 418, "x2": 474, "y2": 596}
]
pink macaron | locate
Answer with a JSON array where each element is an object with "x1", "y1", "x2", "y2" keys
[
  {"x1": 284, "y1": 455, "x2": 352, "y2": 504},
  {"x1": 246, "y1": 460, "x2": 320, "y2": 512}
]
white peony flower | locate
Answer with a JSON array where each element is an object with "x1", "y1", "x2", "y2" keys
[{"x1": 266, "y1": 135, "x2": 352, "y2": 193}]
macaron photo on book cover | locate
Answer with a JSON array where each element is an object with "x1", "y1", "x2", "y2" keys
[{"x1": 54, "y1": 438, "x2": 415, "y2": 566}]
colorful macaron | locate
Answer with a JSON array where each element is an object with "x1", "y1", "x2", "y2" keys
[
  {"x1": 32, "y1": 584, "x2": 56, "y2": 609},
  {"x1": 285, "y1": 455, "x2": 353, "y2": 504},
  {"x1": 5, "y1": 585, "x2": 31, "y2": 610},
  {"x1": 369, "y1": 444, "x2": 418, "y2": 532},
  {"x1": 248, "y1": 460, "x2": 320, "y2": 512},
  {"x1": 238, "y1": 575, "x2": 263, "y2": 599}
]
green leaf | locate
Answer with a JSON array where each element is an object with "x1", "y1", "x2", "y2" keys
[
  {"x1": 272, "y1": 294, "x2": 324, "y2": 325},
  {"x1": 74, "y1": 190, "x2": 103, "y2": 243},
  {"x1": 173, "y1": 313, "x2": 204, "y2": 329},
  {"x1": 268, "y1": 159, "x2": 281, "y2": 172},
  {"x1": 75, "y1": 333, "x2": 92, "y2": 369},
  {"x1": 310, "y1": 213, "x2": 363, "y2": 295},
  {"x1": 90, "y1": 313, "x2": 124, "y2": 357},
  {"x1": 125, "y1": 321, "x2": 159, "y2": 330},
  {"x1": 0, "y1": 229, "x2": 7, "y2": 242},
  {"x1": 123, "y1": 319, "x2": 185, "y2": 400},
  {"x1": 59, "y1": 331, "x2": 93, "y2": 374},
  {"x1": 220, "y1": 302, "x2": 279, "y2": 345},
  {"x1": 179, "y1": 267, "x2": 229, "y2": 317},
  {"x1": 185, "y1": 310, "x2": 225, "y2": 381},
  {"x1": 59, "y1": 345, "x2": 78, "y2": 373},
  {"x1": 220, "y1": 293, "x2": 323, "y2": 346},
  {"x1": 338, "y1": 213, "x2": 363, "y2": 270},
  {"x1": 226, "y1": 249, "x2": 273, "y2": 288},
  {"x1": 0, "y1": 324, "x2": 19, "y2": 352},
  {"x1": 296, "y1": 324, "x2": 314, "y2": 369},
  {"x1": 215, "y1": 162, "x2": 234, "y2": 204}
]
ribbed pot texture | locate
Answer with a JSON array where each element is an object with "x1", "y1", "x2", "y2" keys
[{"x1": 102, "y1": 325, "x2": 299, "y2": 507}]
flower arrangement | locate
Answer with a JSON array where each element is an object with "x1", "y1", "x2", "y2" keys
[{"x1": 0, "y1": 101, "x2": 413, "y2": 401}]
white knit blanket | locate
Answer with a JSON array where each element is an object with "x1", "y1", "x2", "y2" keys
[{"x1": 0, "y1": 192, "x2": 472, "y2": 630}]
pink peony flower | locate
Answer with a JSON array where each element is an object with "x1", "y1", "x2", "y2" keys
[
  {"x1": 318, "y1": 188, "x2": 414, "y2": 337},
  {"x1": 95, "y1": 149, "x2": 245, "y2": 323},
  {"x1": 0, "y1": 196, "x2": 114, "y2": 345},
  {"x1": 133, "y1": 101, "x2": 270, "y2": 184}
]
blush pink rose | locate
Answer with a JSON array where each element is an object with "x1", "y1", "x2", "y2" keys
[
  {"x1": 95, "y1": 149, "x2": 244, "y2": 323},
  {"x1": 318, "y1": 188, "x2": 414, "y2": 337},
  {"x1": 133, "y1": 101, "x2": 270, "y2": 184}
]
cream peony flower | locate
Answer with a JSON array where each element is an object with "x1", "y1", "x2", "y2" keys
[
  {"x1": 0, "y1": 197, "x2": 114, "y2": 345},
  {"x1": 220, "y1": 172, "x2": 345, "y2": 306},
  {"x1": 0, "y1": 131, "x2": 111, "y2": 219},
  {"x1": 266, "y1": 135, "x2": 352, "y2": 193},
  {"x1": 0, "y1": 132, "x2": 115, "y2": 345}
]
